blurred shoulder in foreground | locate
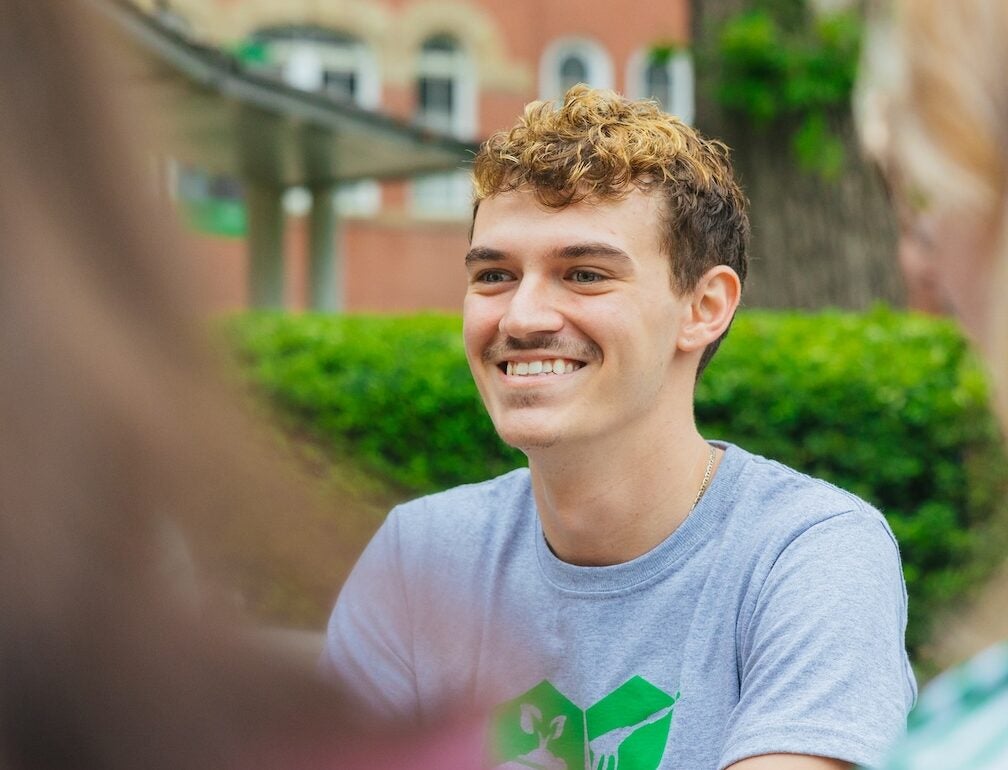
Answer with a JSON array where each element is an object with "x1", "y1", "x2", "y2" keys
[{"x1": 0, "y1": 2, "x2": 483, "y2": 768}]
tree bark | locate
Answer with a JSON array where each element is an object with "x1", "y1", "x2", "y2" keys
[{"x1": 690, "y1": 0, "x2": 906, "y2": 310}]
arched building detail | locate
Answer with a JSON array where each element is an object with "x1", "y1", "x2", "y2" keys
[
  {"x1": 389, "y1": 2, "x2": 527, "y2": 92},
  {"x1": 539, "y1": 37, "x2": 614, "y2": 100},
  {"x1": 150, "y1": 0, "x2": 391, "y2": 49},
  {"x1": 130, "y1": 0, "x2": 693, "y2": 313},
  {"x1": 626, "y1": 46, "x2": 694, "y2": 124}
]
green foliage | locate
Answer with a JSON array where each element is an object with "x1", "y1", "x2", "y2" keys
[
  {"x1": 648, "y1": 41, "x2": 688, "y2": 67},
  {"x1": 792, "y1": 112, "x2": 844, "y2": 179},
  {"x1": 223, "y1": 309, "x2": 1006, "y2": 654},
  {"x1": 710, "y1": 1, "x2": 862, "y2": 178},
  {"x1": 224, "y1": 312, "x2": 525, "y2": 491}
]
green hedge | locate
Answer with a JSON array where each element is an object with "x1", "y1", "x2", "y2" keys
[
  {"x1": 223, "y1": 308, "x2": 1006, "y2": 654},
  {"x1": 224, "y1": 313, "x2": 524, "y2": 491}
]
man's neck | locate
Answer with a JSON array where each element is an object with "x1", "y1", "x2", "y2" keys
[{"x1": 527, "y1": 424, "x2": 719, "y2": 567}]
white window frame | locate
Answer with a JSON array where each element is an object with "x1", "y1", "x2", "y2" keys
[
  {"x1": 413, "y1": 34, "x2": 477, "y2": 139},
  {"x1": 539, "y1": 37, "x2": 614, "y2": 101},
  {"x1": 626, "y1": 47, "x2": 695, "y2": 125},
  {"x1": 411, "y1": 35, "x2": 476, "y2": 219},
  {"x1": 252, "y1": 30, "x2": 381, "y2": 106}
]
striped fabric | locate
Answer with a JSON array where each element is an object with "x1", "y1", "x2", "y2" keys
[{"x1": 872, "y1": 642, "x2": 1008, "y2": 770}]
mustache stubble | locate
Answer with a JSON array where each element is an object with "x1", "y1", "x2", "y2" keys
[{"x1": 481, "y1": 334, "x2": 602, "y2": 364}]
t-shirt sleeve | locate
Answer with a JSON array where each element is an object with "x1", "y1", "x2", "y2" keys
[
  {"x1": 719, "y1": 508, "x2": 917, "y2": 769},
  {"x1": 320, "y1": 507, "x2": 421, "y2": 722}
]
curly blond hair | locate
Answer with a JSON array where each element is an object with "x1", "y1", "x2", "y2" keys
[{"x1": 472, "y1": 85, "x2": 750, "y2": 299}]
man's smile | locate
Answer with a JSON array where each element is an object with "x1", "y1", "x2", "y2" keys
[
  {"x1": 481, "y1": 334, "x2": 601, "y2": 381},
  {"x1": 499, "y1": 358, "x2": 586, "y2": 376}
]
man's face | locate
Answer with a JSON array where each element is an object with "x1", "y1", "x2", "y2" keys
[{"x1": 463, "y1": 186, "x2": 693, "y2": 452}]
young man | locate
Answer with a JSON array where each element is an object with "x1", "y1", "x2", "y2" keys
[{"x1": 323, "y1": 86, "x2": 916, "y2": 770}]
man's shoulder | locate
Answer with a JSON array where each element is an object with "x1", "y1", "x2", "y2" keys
[
  {"x1": 724, "y1": 443, "x2": 893, "y2": 540},
  {"x1": 388, "y1": 466, "x2": 533, "y2": 541},
  {"x1": 397, "y1": 466, "x2": 531, "y2": 513}
]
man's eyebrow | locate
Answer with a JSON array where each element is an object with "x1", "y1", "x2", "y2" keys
[
  {"x1": 465, "y1": 246, "x2": 506, "y2": 266},
  {"x1": 554, "y1": 242, "x2": 632, "y2": 262},
  {"x1": 465, "y1": 243, "x2": 631, "y2": 265}
]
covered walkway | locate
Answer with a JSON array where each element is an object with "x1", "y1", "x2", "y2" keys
[{"x1": 100, "y1": 0, "x2": 477, "y2": 310}]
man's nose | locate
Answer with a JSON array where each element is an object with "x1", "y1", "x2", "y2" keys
[{"x1": 498, "y1": 276, "x2": 564, "y2": 339}]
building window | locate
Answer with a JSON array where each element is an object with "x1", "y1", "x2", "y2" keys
[
  {"x1": 414, "y1": 34, "x2": 476, "y2": 137},
  {"x1": 558, "y1": 53, "x2": 589, "y2": 93},
  {"x1": 627, "y1": 47, "x2": 694, "y2": 124},
  {"x1": 411, "y1": 34, "x2": 475, "y2": 218},
  {"x1": 539, "y1": 38, "x2": 613, "y2": 101},
  {"x1": 645, "y1": 59, "x2": 671, "y2": 103},
  {"x1": 323, "y1": 67, "x2": 356, "y2": 102},
  {"x1": 246, "y1": 26, "x2": 380, "y2": 108},
  {"x1": 242, "y1": 26, "x2": 382, "y2": 217}
]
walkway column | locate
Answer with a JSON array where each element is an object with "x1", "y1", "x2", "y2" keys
[
  {"x1": 245, "y1": 181, "x2": 285, "y2": 309},
  {"x1": 307, "y1": 183, "x2": 342, "y2": 311}
]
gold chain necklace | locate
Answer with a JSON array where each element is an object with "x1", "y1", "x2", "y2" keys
[{"x1": 690, "y1": 445, "x2": 717, "y2": 511}]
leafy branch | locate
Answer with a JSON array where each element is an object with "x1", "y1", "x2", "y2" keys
[{"x1": 708, "y1": 1, "x2": 862, "y2": 178}]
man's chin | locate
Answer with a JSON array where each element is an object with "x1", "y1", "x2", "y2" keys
[
  {"x1": 512, "y1": 437, "x2": 559, "y2": 451},
  {"x1": 494, "y1": 424, "x2": 562, "y2": 452}
]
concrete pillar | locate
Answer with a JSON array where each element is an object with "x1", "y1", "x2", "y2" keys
[
  {"x1": 245, "y1": 181, "x2": 285, "y2": 309},
  {"x1": 307, "y1": 183, "x2": 342, "y2": 312}
]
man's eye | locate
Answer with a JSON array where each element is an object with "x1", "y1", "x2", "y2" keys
[
  {"x1": 477, "y1": 270, "x2": 511, "y2": 283},
  {"x1": 570, "y1": 270, "x2": 605, "y2": 284}
]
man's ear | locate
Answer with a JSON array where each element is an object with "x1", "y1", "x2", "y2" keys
[{"x1": 677, "y1": 266, "x2": 742, "y2": 353}]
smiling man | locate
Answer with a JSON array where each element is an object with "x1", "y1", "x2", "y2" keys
[{"x1": 323, "y1": 86, "x2": 916, "y2": 770}]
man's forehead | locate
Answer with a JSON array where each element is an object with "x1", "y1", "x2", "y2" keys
[
  {"x1": 471, "y1": 186, "x2": 665, "y2": 247},
  {"x1": 476, "y1": 180, "x2": 660, "y2": 209}
]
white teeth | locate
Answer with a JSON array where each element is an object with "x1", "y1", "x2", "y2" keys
[{"x1": 503, "y1": 358, "x2": 582, "y2": 376}]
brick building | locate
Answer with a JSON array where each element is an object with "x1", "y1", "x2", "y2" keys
[{"x1": 134, "y1": 0, "x2": 693, "y2": 312}]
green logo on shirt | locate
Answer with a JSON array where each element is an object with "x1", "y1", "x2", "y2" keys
[{"x1": 491, "y1": 676, "x2": 679, "y2": 770}]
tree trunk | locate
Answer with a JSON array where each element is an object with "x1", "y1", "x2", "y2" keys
[{"x1": 690, "y1": 0, "x2": 906, "y2": 310}]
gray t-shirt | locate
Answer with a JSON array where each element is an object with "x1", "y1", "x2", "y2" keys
[{"x1": 324, "y1": 443, "x2": 917, "y2": 770}]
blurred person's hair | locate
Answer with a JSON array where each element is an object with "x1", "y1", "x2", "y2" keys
[
  {"x1": 470, "y1": 84, "x2": 750, "y2": 376},
  {"x1": 0, "y1": 2, "x2": 471, "y2": 768},
  {"x1": 855, "y1": 0, "x2": 1008, "y2": 424}
]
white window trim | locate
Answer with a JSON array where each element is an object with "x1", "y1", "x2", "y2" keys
[
  {"x1": 411, "y1": 36, "x2": 476, "y2": 219},
  {"x1": 267, "y1": 35, "x2": 381, "y2": 109},
  {"x1": 539, "y1": 37, "x2": 614, "y2": 101},
  {"x1": 415, "y1": 38, "x2": 477, "y2": 140},
  {"x1": 626, "y1": 47, "x2": 695, "y2": 125},
  {"x1": 343, "y1": 39, "x2": 381, "y2": 109}
]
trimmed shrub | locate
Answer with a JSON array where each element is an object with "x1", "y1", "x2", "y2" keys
[
  {"x1": 224, "y1": 313, "x2": 523, "y2": 491},
  {"x1": 223, "y1": 307, "x2": 1006, "y2": 654}
]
